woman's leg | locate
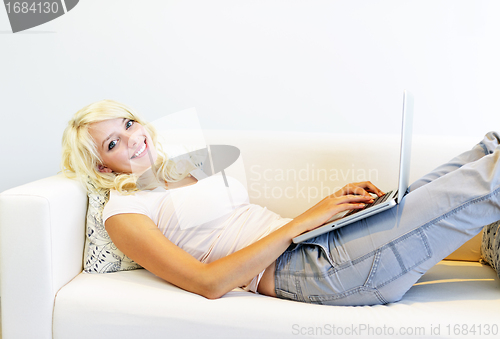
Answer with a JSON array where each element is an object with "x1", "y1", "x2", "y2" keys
[
  {"x1": 275, "y1": 132, "x2": 500, "y2": 306},
  {"x1": 409, "y1": 131, "x2": 500, "y2": 191}
]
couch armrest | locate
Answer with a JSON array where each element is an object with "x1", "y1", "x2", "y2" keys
[{"x1": 0, "y1": 174, "x2": 87, "y2": 339}]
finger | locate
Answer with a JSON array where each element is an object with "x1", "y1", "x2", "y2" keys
[
  {"x1": 334, "y1": 194, "x2": 374, "y2": 205},
  {"x1": 360, "y1": 181, "x2": 385, "y2": 197},
  {"x1": 348, "y1": 181, "x2": 385, "y2": 197},
  {"x1": 341, "y1": 184, "x2": 373, "y2": 198},
  {"x1": 333, "y1": 201, "x2": 369, "y2": 213}
]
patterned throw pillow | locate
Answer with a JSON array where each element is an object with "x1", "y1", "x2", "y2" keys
[
  {"x1": 480, "y1": 220, "x2": 500, "y2": 278},
  {"x1": 83, "y1": 182, "x2": 142, "y2": 273}
]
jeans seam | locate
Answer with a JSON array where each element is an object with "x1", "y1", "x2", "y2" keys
[
  {"x1": 295, "y1": 274, "x2": 304, "y2": 302},
  {"x1": 374, "y1": 289, "x2": 388, "y2": 304},
  {"x1": 389, "y1": 242, "x2": 407, "y2": 274},
  {"x1": 420, "y1": 185, "x2": 500, "y2": 233},
  {"x1": 364, "y1": 249, "x2": 381, "y2": 287}
]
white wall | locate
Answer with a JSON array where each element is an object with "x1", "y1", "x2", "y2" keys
[{"x1": 1, "y1": 0, "x2": 500, "y2": 193}]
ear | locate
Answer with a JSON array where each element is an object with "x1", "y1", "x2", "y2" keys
[{"x1": 97, "y1": 164, "x2": 113, "y2": 173}]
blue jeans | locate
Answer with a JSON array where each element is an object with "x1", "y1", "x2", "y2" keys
[{"x1": 274, "y1": 132, "x2": 500, "y2": 306}]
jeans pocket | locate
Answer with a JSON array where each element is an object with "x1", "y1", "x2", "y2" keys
[
  {"x1": 366, "y1": 227, "x2": 432, "y2": 289},
  {"x1": 300, "y1": 236, "x2": 336, "y2": 269}
]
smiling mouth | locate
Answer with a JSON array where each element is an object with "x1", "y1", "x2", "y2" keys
[{"x1": 131, "y1": 140, "x2": 147, "y2": 159}]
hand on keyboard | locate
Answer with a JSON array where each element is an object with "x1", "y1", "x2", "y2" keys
[{"x1": 344, "y1": 190, "x2": 394, "y2": 217}]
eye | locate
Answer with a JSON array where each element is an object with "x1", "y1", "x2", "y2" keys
[
  {"x1": 126, "y1": 120, "x2": 134, "y2": 129},
  {"x1": 108, "y1": 140, "x2": 117, "y2": 150}
]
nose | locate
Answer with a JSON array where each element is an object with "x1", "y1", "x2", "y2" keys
[{"x1": 126, "y1": 130, "x2": 141, "y2": 148}]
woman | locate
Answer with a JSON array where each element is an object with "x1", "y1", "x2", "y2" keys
[{"x1": 62, "y1": 99, "x2": 500, "y2": 306}]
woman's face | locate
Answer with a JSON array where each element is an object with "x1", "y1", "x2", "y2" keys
[{"x1": 89, "y1": 118, "x2": 158, "y2": 175}]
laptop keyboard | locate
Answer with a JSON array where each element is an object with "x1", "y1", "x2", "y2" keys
[{"x1": 344, "y1": 190, "x2": 396, "y2": 217}]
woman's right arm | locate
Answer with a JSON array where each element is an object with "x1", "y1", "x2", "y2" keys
[
  {"x1": 105, "y1": 181, "x2": 382, "y2": 299},
  {"x1": 105, "y1": 212, "x2": 296, "y2": 299}
]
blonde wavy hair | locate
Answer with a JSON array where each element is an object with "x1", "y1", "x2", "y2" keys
[{"x1": 61, "y1": 99, "x2": 186, "y2": 193}]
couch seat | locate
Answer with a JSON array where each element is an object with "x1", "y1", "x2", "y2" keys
[{"x1": 53, "y1": 261, "x2": 500, "y2": 339}]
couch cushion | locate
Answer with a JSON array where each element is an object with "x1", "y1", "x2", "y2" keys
[
  {"x1": 444, "y1": 231, "x2": 483, "y2": 262},
  {"x1": 53, "y1": 261, "x2": 500, "y2": 339}
]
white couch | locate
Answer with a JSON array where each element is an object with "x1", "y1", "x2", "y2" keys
[{"x1": 1, "y1": 131, "x2": 499, "y2": 339}]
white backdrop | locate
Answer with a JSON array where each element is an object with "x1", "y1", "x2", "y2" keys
[{"x1": 1, "y1": 0, "x2": 500, "y2": 193}]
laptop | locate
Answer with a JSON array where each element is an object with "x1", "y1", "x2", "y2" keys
[{"x1": 292, "y1": 90, "x2": 414, "y2": 243}]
